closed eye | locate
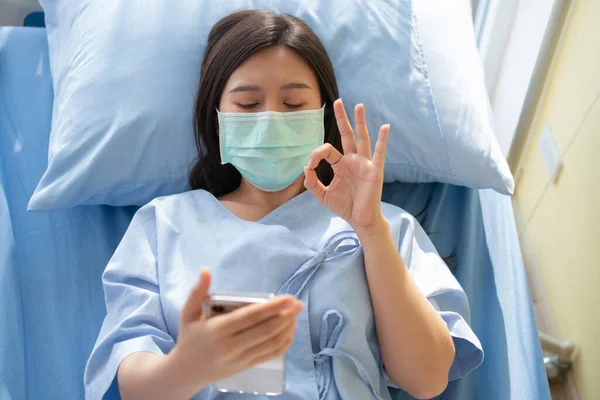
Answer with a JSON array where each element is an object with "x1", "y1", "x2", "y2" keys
[
  {"x1": 236, "y1": 103, "x2": 259, "y2": 110},
  {"x1": 285, "y1": 103, "x2": 304, "y2": 109}
]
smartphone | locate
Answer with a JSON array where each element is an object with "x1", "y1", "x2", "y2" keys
[{"x1": 203, "y1": 292, "x2": 286, "y2": 396}]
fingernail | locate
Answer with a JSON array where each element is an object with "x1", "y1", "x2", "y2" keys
[
  {"x1": 280, "y1": 308, "x2": 294, "y2": 317},
  {"x1": 199, "y1": 267, "x2": 208, "y2": 279}
]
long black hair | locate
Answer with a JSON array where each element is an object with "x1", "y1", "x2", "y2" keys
[{"x1": 189, "y1": 10, "x2": 342, "y2": 197}]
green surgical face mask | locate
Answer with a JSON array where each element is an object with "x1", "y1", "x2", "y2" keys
[{"x1": 218, "y1": 106, "x2": 325, "y2": 192}]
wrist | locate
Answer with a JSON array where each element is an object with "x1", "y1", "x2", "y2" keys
[
  {"x1": 164, "y1": 347, "x2": 209, "y2": 398},
  {"x1": 117, "y1": 351, "x2": 202, "y2": 400},
  {"x1": 353, "y1": 215, "x2": 390, "y2": 242}
]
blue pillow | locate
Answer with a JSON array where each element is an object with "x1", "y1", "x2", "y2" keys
[{"x1": 29, "y1": 0, "x2": 513, "y2": 210}]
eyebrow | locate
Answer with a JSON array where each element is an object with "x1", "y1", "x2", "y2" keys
[
  {"x1": 229, "y1": 85, "x2": 261, "y2": 93},
  {"x1": 228, "y1": 82, "x2": 312, "y2": 93},
  {"x1": 281, "y1": 82, "x2": 312, "y2": 90}
]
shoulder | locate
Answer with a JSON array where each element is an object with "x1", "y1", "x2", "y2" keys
[
  {"x1": 134, "y1": 189, "x2": 216, "y2": 220},
  {"x1": 380, "y1": 200, "x2": 416, "y2": 227},
  {"x1": 379, "y1": 200, "x2": 431, "y2": 250}
]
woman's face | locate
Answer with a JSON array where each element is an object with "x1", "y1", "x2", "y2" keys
[{"x1": 219, "y1": 46, "x2": 322, "y2": 113}]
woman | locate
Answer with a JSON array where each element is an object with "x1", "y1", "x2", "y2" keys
[{"x1": 85, "y1": 10, "x2": 482, "y2": 400}]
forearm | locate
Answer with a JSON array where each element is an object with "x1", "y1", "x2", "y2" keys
[
  {"x1": 356, "y1": 220, "x2": 455, "y2": 399},
  {"x1": 118, "y1": 351, "x2": 204, "y2": 400}
]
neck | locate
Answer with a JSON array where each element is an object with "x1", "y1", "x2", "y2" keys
[{"x1": 236, "y1": 176, "x2": 306, "y2": 210}]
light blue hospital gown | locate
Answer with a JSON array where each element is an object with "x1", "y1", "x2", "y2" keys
[{"x1": 84, "y1": 189, "x2": 483, "y2": 399}]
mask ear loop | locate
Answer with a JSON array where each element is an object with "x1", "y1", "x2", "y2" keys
[
  {"x1": 323, "y1": 102, "x2": 334, "y2": 120},
  {"x1": 215, "y1": 108, "x2": 226, "y2": 164}
]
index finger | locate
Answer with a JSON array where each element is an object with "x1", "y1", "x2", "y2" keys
[{"x1": 214, "y1": 295, "x2": 302, "y2": 336}]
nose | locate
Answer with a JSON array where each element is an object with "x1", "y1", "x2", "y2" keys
[{"x1": 263, "y1": 96, "x2": 288, "y2": 113}]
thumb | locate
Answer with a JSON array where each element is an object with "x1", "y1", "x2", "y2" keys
[
  {"x1": 303, "y1": 166, "x2": 327, "y2": 204},
  {"x1": 180, "y1": 267, "x2": 212, "y2": 325}
]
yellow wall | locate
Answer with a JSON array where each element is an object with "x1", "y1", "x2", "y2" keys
[{"x1": 514, "y1": 0, "x2": 600, "y2": 398}]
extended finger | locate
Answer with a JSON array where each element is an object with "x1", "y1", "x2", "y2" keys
[
  {"x1": 231, "y1": 311, "x2": 298, "y2": 353},
  {"x1": 354, "y1": 103, "x2": 371, "y2": 158},
  {"x1": 334, "y1": 99, "x2": 357, "y2": 154},
  {"x1": 216, "y1": 295, "x2": 300, "y2": 336},
  {"x1": 180, "y1": 267, "x2": 212, "y2": 325},
  {"x1": 372, "y1": 124, "x2": 390, "y2": 170},
  {"x1": 306, "y1": 143, "x2": 343, "y2": 170},
  {"x1": 238, "y1": 323, "x2": 297, "y2": 368}
]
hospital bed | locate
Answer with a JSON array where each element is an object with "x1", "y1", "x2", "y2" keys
[{"x1": 0, "y1": 27, "x2": 551, "y2": 399}]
